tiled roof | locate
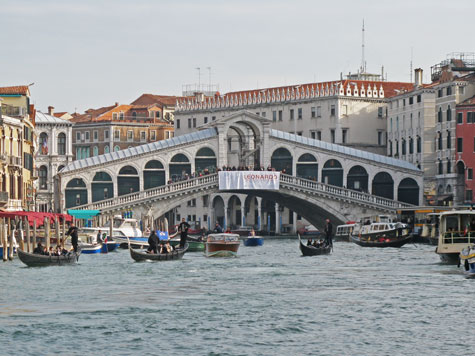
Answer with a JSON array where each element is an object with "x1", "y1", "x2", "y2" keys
[
  {"x1": 53, "y1": 112, "x2": 68, "y2": 117},
  {"x1": 35, "y1": 111, "x2": 73, "y2": 125},
  {"x1": 270, "y1": 130, "x2": 421, "y2": 172},
  {"x1": 0, "y1": 85, "x2": 29, "y2": 95},
  {"x1": 457, "y1": 95, "x2": 475, "y2": 106},
  {"x1": 131, "y1": 94, "x2": 181, "y2": 106},
  {"x1": 61, "y1": 128, "x2": 218, "y2": 173}
]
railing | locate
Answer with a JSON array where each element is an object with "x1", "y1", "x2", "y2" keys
[
  {"x1": 8, "y1": 155, "x2": 22, "y2": 166},
  {"x1": 74, "y1": 173, "x2": 413, "y2": 212},
  {"x1": 442, "y1": 232, "x2": 475, "y2": 245},
  {"x1": 6, "y1": 199, "x2": 22, "y2": 211}
]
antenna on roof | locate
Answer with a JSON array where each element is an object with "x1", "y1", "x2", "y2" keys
[{"x1": 360, "y1": 19, "x2": 366, "y2": 73}]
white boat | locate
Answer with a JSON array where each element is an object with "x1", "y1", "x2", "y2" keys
[
  {"x1": 335, "y1": 223, "x2": 359, "y2": 241},
  {"x1": 79, "y1": 215, "x2": 143, "y2": 247},
  {"x1": 436, "y1": 210, "x2": 475, "y2": 264}
]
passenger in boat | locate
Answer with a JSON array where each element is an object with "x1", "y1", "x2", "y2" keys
[
  {"x1": 147, "y1": 230, "x2": 159, "y2": 254},
  {"x1": 225, "y1": 227, "x2": 232, "y2": 233},
  {"x1": 307, "y1": 238, "x2": 313, "y2": 246},
  {"x1": 324, "y1": 219, "x2": 333, "y2": 247},
  {"x1": 250, "y1": 228, "x2": 256, "y2": 237},
  {"x1": 96, "y1": 230, "x2": 103, "y2": 244},
  {"x1": 66, "y1": 224, "x2": 79, "y2": 253},
  {"x1": 178, "y1": 218, "x2": 190, "y2": 249},
  {"x1": 33, "y1": 242, "x2": 44, "y2": 254},
  {"x1": 214, "y1": 222, "x2": 223, "y2": 233}
]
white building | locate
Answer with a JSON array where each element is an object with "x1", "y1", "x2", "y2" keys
[{"x1": 35, "y1": 110, "x2": 74, "y2": 212}]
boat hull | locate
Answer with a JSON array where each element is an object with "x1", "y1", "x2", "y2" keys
[
  {"x1": 350, "y1": 234, "x2": 412, "y2": 248},
  {"x1": 205, "y1": 242, "x2": 240, "y2": 257},
  {"x1": 169, "y1": 239, "x2": 204, "y2": 251},
  {"x1": 298, "y1": 234, "x2": 331, "y2": 256},
  {"x1": 17, "y1": 248, "x2": 81, "y2": 267},
  {"x1": 80, "y1": 244, "x2": 102, "y2": 254},
  {"x1": 129, "y1": 244, "x2": 188, "y2": 262},
  {"x1": 243, "y1": 237, "x2": 264, "y2": 246}
]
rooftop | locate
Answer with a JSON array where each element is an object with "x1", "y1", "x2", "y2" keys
[
  {"x1": 0, "y1": 85, "x2": 30, "y2": 96},
  {"x1": 35, "y1": 111, "x2": 73, "y2": 125}
]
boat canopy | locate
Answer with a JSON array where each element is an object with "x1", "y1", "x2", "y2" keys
[
  {"x1": 0, "y1": 211, "x2": 72, "y2": 226},
  {"x1": 67, "y1": 209, "x2": 101, "y2": 219}
]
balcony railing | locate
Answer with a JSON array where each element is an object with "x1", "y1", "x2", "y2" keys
[
  {"x1": 6, "y1": 199, "x2": 22, "y2": 211},
  {"x1": 8, "y1": 155, "x2": 22, "y2": 166}
]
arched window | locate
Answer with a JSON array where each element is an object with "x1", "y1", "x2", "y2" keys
[
  {"x1": 104, "y1": 146, "x2": 110, "y2": 154},
  {"x1": 169, "y1": 154, "x2": 191, "y2": 180},
  {"x1": 195, "y1": 147, "x2": 217, "y2": 173},
  {"x1": 92, "y1": 171, "x2": 113, "y2": 202},
  {"x1": 144, "y1": 160, "x2": 165, "y2": 189},
  {"x1": 296, "y1": 153, "x2": 318, "y2": 180},
  {"x1": 114, "y1": 145, "x2": 120, "y2": 152},
  {"x1": 271, "y1": 148, "x2": 293, "y2": 174},
  {"x1": 118, "y1": 166, "x2": 139, "y2": 195},
  {"x1": 322, "y1": 159, "x2": 343, "y2": 187},
  {"x1": 372, "y1": 172, "x2": 394, "y2": 199},
  {"x1": 57, "y1": 133, "x2": 66, "y2": 155},
  {"x1": 447, "y1": 105, "x2": 451, "y2": 121},
  {"x1": 39, "y1": 165, "x2": 48, "y2": 190},
  {"x1": 39, "y1": 132, "x2": 48, "y2": 155},
  {"x1": 438, "y1": 108, "x2": 443, "y2": 123},
  {"x1": 93, "y1": 146, "x2": 99, "y2": 156}
]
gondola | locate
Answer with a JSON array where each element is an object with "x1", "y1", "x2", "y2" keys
[
  {"x1": 17, "y1": 248, "x2": 81, "y2": 267},
  {"x1": 129, "y1": 243, "x2": 188, "y2": 262},
  {"x1": 298, "y1": 233, "x2": 332, "y2": 256},
  {"x1": 350, "y1": 234, "x2": 412, "y2": 248}
]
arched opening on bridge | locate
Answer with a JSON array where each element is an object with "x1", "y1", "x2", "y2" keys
[
  {"x1": 296, "y1": 153, "x2": 318, "y2": 180},
  {"x1": 347, "y1": 165, "x2": 368, "y2": 192},
  {"x1": 65, "y1": 178, "x2": 87, "y2": 208},
  {"x1": 260, "y1": 198, "x2": 276, "y2": 233},
  {"x1": 169, "y1": 153, "x2": 191, "y2": 181},
  {"x1": 212, "y1": 196, "x2": 225, "y2": 228},
  {"x1": 144, "y1": 160, "x2": 165, "y2": 189},
  {"x1": 372, "y1": 172, "x2": 394, "y2": 200},
  {"x1": 226, "y1": 118, "x2": 262, "y2": 168},
  {"x1": 322, "y1": 159, "x2": 343, "y2": 187},
  {"x1": 271, "y1": 148, "x2": 293, "y2": 174},
  {"x1": 118, "y1": 166, "x2": 139, "y2": 196},
  {"x1": 195, "y1": 147, "x2": 217, "y2": 173},
  {"x1": 228, "y1": 195, "x2": 242, "y2": 228},
  {"x1": 398, "y1": 178, "x2": 419, "y2": 205},
  {"x1": 244, "y1": 195, "x2": 259, "y2": 228},
  {"x1": 92, "y1": 172, "x2": 113, "y2": 202}
]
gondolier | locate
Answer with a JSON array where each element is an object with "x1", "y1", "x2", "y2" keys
[
  {"x1": 66, "y1": 224, "x2": 79, "y2": 252},
  {"x1": 324, "y1": 219, "x2": 333, "y2": 248},
  {"x1": 178, "y1": 218, "x2": 190, "y2": 249}
]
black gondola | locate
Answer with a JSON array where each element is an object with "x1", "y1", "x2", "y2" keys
[
  {"x1": 298, "y1": 234, "x2": 332, "y2": 256},
  {"x1": 17, "y1": 248, "x2": 81, "y2": 267},
  {"x1": 129, "y1": 243, "x2": 188, "y2": 262},
  {"x1": 350, "y1": 234, "x2": 412, "y2": 248}
]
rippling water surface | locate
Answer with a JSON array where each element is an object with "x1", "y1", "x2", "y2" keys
[{"x1": 0, "y1": 240, "x2": 473, "y2": 356}]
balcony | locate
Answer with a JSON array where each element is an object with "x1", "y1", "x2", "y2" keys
[
  {"x1": 8, "y1": 155, "x2": 22, "y2": 167},
  {"x1": 0, "y1": 191, "x2": 8, "y2": 204},
  {"x1": 1, "y1": 105, "x2": 26, "y2": 118},
  {"x1": 6, "y1": 199, "x2": 22, "y2": 211}
]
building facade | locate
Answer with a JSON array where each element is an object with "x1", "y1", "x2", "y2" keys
[
  {"x1": 0, "y1": 86, "x2": 36, "y2": 211},
  {"x1": 34, "y1": 110, "x2": 74, "y2": 212}
]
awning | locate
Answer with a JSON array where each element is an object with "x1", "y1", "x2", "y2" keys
[
  {"x1": 0, "y1": 212, "x2": 72, "y2": 226},
  {"x1": 67, "y1": 209, "x2": 101, "y2": 219}
]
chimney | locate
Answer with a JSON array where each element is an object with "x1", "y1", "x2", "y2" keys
[
  {"x1": 415, "y1": 68, "x2": 423, "y2": 87},
  {"x1": 48, "y1": 105, "x2": 55, "y2": 116}
]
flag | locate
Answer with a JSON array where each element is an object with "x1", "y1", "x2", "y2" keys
[{"x1": 464, "y1": 222, "x2": 469, "y2": 236}]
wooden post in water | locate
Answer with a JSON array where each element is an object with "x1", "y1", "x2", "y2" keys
[
  {"x1": 55, "y1": 216, "x2": 60, "y2": 247},
  {"x1": 45, "y1": 217, "x2": 50, "y2": 252},
  {"x1": 32, "y1": 219, "x2": 37, "y2": 250},
  {"x1": 62, "y1": 217, "x2": 66, "y2": 248},
  {"x1": 164, "y1": 217, "x2": 168, "y2": 236},
  {"x1": 1, "y1": 218, "x2": 7, "y2": 262},
  {"x1": 109, "y1": 214, "x2": 113, "y2": 243},
  {"x1": 8, "y1": 219, "x2": 14, "y2": 261},
  {"x1": 18, "y1": 218, "x2": 25, "y2": 252},
  {"x1": 25, "y1": 217, "x2": 31, "y2": 252}
]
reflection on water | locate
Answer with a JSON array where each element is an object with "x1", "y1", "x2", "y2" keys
[{"x1": 1, "y1": 240, "x2": 474, "y2": 355}]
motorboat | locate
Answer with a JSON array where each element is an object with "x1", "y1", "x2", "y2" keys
[
  {"x1": 335, "y1": 222, "x2": 359, "y2": 241},
  {"x1": 205, "y1": 233, "x2": 240, "y2": 257},
  {"x1": 243, "y1": 236, "x2": 264, "y2": 246},
  {"x1": 350, "y1": 222, "x2": 411, "y2": 248},
  {"x1": 436, "y1": 210, "x2": 475, "y2": 264}
]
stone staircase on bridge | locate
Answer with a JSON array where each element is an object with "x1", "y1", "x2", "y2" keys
[{"x1": 72, "y1": 173, "x2": 413, "y2": 214}]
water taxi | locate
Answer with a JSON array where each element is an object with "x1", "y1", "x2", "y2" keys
[
  {"x1": 335, "y1": 222, "x2": 359, "y2": 241},
  {"x1": 350, "y1": 222, "x2": 411, "y2": 248},
  {"x1": 205, "y1": 233, "x2": 240, "y2": 257},
  {"x1": 436, "y1": 210, "x2": 475, "y2": 264}
]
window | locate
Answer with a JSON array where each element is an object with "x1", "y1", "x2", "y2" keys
[
  {"x1": 469, "y1": 168, "x2": 473, "y2": 180},
  {"x1": 317, "y1": 106, "x2": 321, "y2": 117},
  {"x1": 85, "y1": 131, "x2": 90, "y2": 142},
  {"x1": 104, "y1": 146, "x2": 110, "y2": 154},
  {"x1": 290, "y1": 109, "x2": 294, "y2": 120},
  {"x1": 311, "y1": 131, "x2": 316, "y2": 139},
  {"x1": 447, "y1": 106, "x2": 452, "y2": 121},
  {"x1": 114, "y1": 130, "x2": 120, "y2": 140},
  {"x1": 278, "y1": 110, "x2": 283, "y2": 121},
  {"x1": 438, "y1": 160, "x2": 443, "y2": 174},
  {"x1": 119, "y1": 112, "x2": 124, "y2": 120},
  {"x1": 212, "y1": 116, "x2": 216, "y2": 121},
  {"x1": 447, "y1": 131, "x2": 451, "y2": 149},
  {"x1": 342, "y1": 129, "x2": 348, "y2": 144},
  {"x1": 76, "y1": 132, "x2": 81, "y2": 141},
  {"x1": 417, "y1": 136, "x2": 421, "y2": 153},
  {"x1": 409, "y1": 138, "x2": 414, "y2": 154},
  {"x1": 112, "y1": 113, "x2": 118, "y2": 120},
  {"x1": 188, "y1": 118, "x2": 191, "y2": 128},
  {"x1": 127, "y1": 130, "x2": 133, "y2": 142},
  {"x1": 378, "y1": 131, "x2": 383, "y2": 145},
  {"x1": 297, "y1": 131, "x2": 303, "y2": 136},
  {"x1": 438, "y1": 89, "x2": 443, "y2": 98},
  {"x1": 105, "y1": 130, "x2": 109, "y2": 140},
  {"x1": 457, "y1": 137, "x2": 463, "y2": 153},
  {"x1": 114, "y1": 145, "x2": 120, "y2": 152},
  {"x1": 140, "y1": 131, "x2": 146, "y2": 142},
  {"x1": 468, "y1": 112, "x2": 473, "y2": 123},
  {"x1": 132, "y1": 111, "x2": 137, "y2": 119},
  {"x1": 57, "y1": 133, "x2": 66, "y2": 155},
  {"x1": 261, "y1": 112, "x2": 266, "y2": 118},
  {"x1": 156, "y1": 111, "x2": 160, "y2": 118},
  {"x1": 39, "y1": 166, "x2": 47, "y2": 190},
  {"x1": 466, "y1": 190, "x2": 472, "y2": 201},
  {"x1": 402, "y1": 139, "x2": 406, "y2": 155},
  {"x1": 272, "y1": 111, "x2": 277, "y2": 121},
  {"x1": 193, "y1": 118, "x2": 196, "y2": 128},
  {"x1": 330, "y1": 105, "x2": 336, "y2": 116},
  {"x1": 438, "y1": 108, "x2": 442, "y2": 123},
  {"x1": 93, "y1": 146, "x2": 98, "y2": 156},
  {"x1": 150, "y1": 131, "x2": 156, "y2": 141},
  {"x1": 409, "y1": 97, "x2": 413, "y2": 105},
  {"x1": 378, "y1": 107, "x2": 383, "y2": 118},
  {"x1": 389, "y1": 140, "x2": 393, "y2": 156},
  {"x1": 297, "y1": 108, "x2": 302, "y2": 119},
  {"x1": 458, "y1": 113, "x2": 463, "y2": 124},
  {"x1": 438, "y1": 132, "x2": 442, "y2": 150},
  {"x1": 447, "y1": 86, "x2": 452, "y2": 95},
  {"x1": 311, "y1": 107, "x2": 316, "y2": 118},
  {"x1": 330, "y1": 129, "x2": 335, "y2": 143},
  {"x1": 204, "y1": 117, "x2": 208, "y2": 124},
  {"x1": 93, "y1": 130, "x2": 98, "y2": 141},
  {"x1": 176, "y1": 119, "x2": 180, "y2": 129},
  {"x1": 417, "y1": 94, "x2": 421, "y2": 103},
  {"x1": 395, "y1": 140, "x2": 399, "y2": 156},
  {"x1": 447, "y1": 160, "x2": 451, "y2": 174},
  {"x1": 403, "y1": 99, "x2": 406, "y2": 106}
]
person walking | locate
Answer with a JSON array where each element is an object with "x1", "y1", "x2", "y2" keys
[
  {"x1": 178, "y1": 218, "x2": 190, "y2": 249},
  {"x1": 324, "y1": 219, "x2": 333, "y2": 248}
]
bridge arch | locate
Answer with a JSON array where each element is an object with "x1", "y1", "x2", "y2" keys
[
  {"x1": 322, "y1": 159, "x2": 343, "y2": 187},
  {"x1": 228, "y1": 194, "x2": 243, "y2": 227},
  {"x1": 118, "y1": 165, "x2": 139, "y2": 196},
  {"x1": 296, "y1": 153, "x2": 318, "y2": 180},
  {"x1": 92, "y1": 171, "x2": 113, "y2": 202},
  {"x1": 397, "y1": 178, "x2": 419, "y2": 205},
  {"x1": 144, "y1": 160, "x2": 166, "y2": 189},
  {"x1": 212, "y1": 195, "x2": 226, "y2": 228},
  {"x1": 271, "y1": 147, "x2": 293, "y2": 174},
  {"x1": 347, "y1": 165, "x2": 368, "y2": 192},
  {"x1": 65, "y1": 178, "x2": 87, "y2": 208},
  {"x1": 169, "y1": 153, "x2": 191, "y2": 180},
  {"x1": 372, "y1": 172, "x2": 394, "y2": 199},
  {"x1": 195, "y1": 147, "x2": 217, "y2": 173}
]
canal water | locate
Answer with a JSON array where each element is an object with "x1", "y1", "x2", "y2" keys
[{"x1": 0, "y1": 240, "x2": 473, "y2": 356}]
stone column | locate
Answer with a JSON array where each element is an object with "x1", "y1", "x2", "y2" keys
[
  {"x1": 223, "y1": 202, "x2": 228, "y2": 230},
  {"x1": 241, "y1": 207, "x2": 245, "y2": 227},
  {"x1": 257, "y1": 198, "x2": 262, "y2": 231},
  {"x1": 275, "y1": 203, "x2": 280, "y2": 234},
  {"x1": 293, "y1": 211, "x2": 297, "y2": 234}
]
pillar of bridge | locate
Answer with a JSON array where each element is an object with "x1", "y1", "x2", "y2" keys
[{"x1": 275, "y1": 203, "x2": 280, "y2": 234}]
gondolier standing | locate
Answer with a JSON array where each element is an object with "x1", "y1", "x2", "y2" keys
[
  {"x1": 178, "y1": 218, "x2": 190, "y2": 249},
  {"x1": 66, "y1": 224, "x2": 79, "y2": 252},
  {"x1": 324, "y1": 219, "x2": 333, "y2": 248}
]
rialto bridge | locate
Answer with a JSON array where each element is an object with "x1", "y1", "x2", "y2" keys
[{"x1": 59, "y1": 111, "x2": 423, "y2": 232}]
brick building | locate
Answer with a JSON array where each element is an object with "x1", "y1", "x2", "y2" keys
[{"x1": 456, "y1": 95, "x2": 475, "y2": 203}]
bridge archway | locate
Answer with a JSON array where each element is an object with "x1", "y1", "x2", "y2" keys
[
  {"x1": 65, "y1": 178, "x2": 87, "y2": 208},
  {"x1": 244, "y1": 195, "x2": 259, "y2": 228},
  {"x1": 212, "y1": 196, "x2": 225, "y2": 228},
  {"x1": 169, "y1": 153, "x2": 191, "y2": 180},
  {"x1": 372, "y1": 172, "x2": 394, "y2": 199},
  {"x1": 92, "y1": 171, "x2": 113, "y2": 202},
  {"x1": 118, "y1": 165, "x2": 139, "y2": 196},
  {"x1": 144, "y1": 160, "x2": 165, "y2": 189},
  {"x1": 228, "y1": 195, "x2": 243, "y2": 227},
  {"x1": 296, "y1": 153, "x2": 318, "y2": 180},
  {"x1": 271, "y1": 148, "x2": 293, "y2": 174},
  {"x1": 347, "y1": 165, "x2": 368, "y2": 192},
  {"x1": 322, "y1": 159, "x2": 343, "y2": 187},
  {"x1": 195, "y1": 147, "x2": 217, "y2": 173},
  {"x1": 397, "y1": 178, "x2": 419, "y2": 205}
]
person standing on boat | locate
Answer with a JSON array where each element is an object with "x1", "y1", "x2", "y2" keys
[
  {"x1": 324, "y1": 219, "x2": 333, "y2": 248},
  {"x1": 66, "y1": 224, "x2": 79, "y2": 253},
  {"x1": 147, "y1": 230, "x2": 159, "y2": 254},
  {"x1": 214, "y1": 222, "x2": 223, "y2": 233},
  {"x1": 96, "y1": 230, "x2": 103, "y2": 244},
  {"x1": 178, "y1": 218, "x2": 190, "y2": 249}
]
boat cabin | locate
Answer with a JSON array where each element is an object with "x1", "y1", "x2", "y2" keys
[
  {"x1": 207, "y1": 233, "x2": 239, "y2": 242},
  {"x1": 335, "y1": 224, "x2": 357, "y2": 238},
  {"x1": 439, "y1": 211, "x2": 475, "y2": 245}
]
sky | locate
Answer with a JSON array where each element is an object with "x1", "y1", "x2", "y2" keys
[{"x1": 1, "y1": 0, "x2": 474, "y2": 114}]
